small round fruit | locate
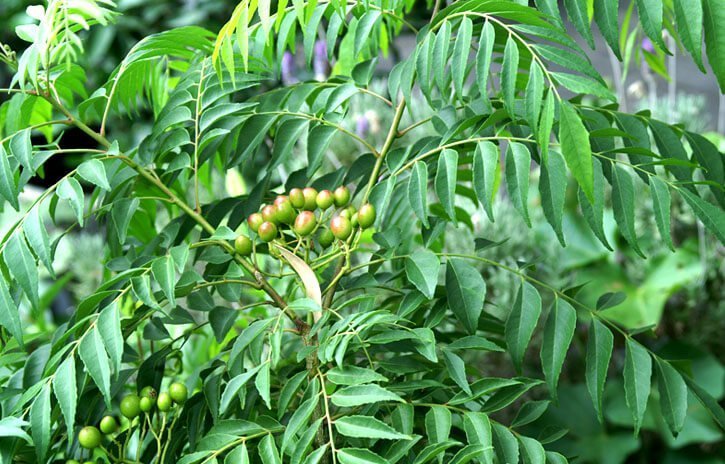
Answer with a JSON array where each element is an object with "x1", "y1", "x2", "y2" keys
[
  {"x1": 139, "y1": 386, "x2": 157, "y2": 399},
  {"x1": 169, "y1": 382, "x2": 188, "y2": 404},
  {"x1": 316, "y1": 190, "x2": 334, "y2": 210},
  {"x1": 99, "y1": 416, "x2": 117, "y2": 434},
  {"x1": 357, "y1": 203, "x2": 376, "y2": 228},
  {"x1": 273, "y1": 195, "x2": 289, "y2": 207},
  {"x1": 318, "y1": 229, "x2": 334, "y2": 248},
  {"x1": 66, "y1": 460, "x2": 80, "y2": 464},
  {"x1": 120, "y1": 395, "x2": 141, "y2": 419},
  {"x1": 339, "y1": 208, "x2": 352, "y2": 219},
  {"x1": 247, "y1": 213, "x2": 264, "y2": 233},
  {"x1": 157, "y1": 392, "x2": 172, "y2": 412},
  {"x1": 330, "y1": 216, "x2": 352, "y2": 240},
  {"x1": 139, "y1": 396, "x2": 154, "y2": 413},
  {"x1": 350, "y1": 212, "x2": 359, "y2": 228},
  {"x1": 294, "y1": 211, "x2": 317, "y2": 236},
  {"x1": 302, "y1": 187, "x2": 318, "y2": 210},
  {"x1": 275, "y1": 200, "x2": 296, "y2": 224},
  {"x1": 258, "y1": 222, "x2": 278, "y2": 242},
  {"x1": 78, "y1": 426, "x2": 101, "y2": 449},
  {"x1": 261, "y1": 205, "x2": 279, "y2": 224},
  {"x1": 289, "y1": 188, "x2": 305, "y2": 208},
  {"x1": 333, "y1": 186, "x2": 351, "y2": 207},
  {"x1": 235, "y1": 235, "x2": 253, "y2": 256}
]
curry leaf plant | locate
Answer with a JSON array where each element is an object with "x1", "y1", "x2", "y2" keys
[{"x1": 1, "y1": 0, "x2": 724, "y2": 463}]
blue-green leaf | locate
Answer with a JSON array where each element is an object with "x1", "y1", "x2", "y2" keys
[
  {"x1": 585, "y1": 318, "x2": 613, "y2": 422},
  {"x1": 540, "y1": 298, "x2": 576, "y2": 401},
  {"x1": 505, "y1": 142, "x2": 532, "y2": 226},
  {"x1": 623, "y1": 339, "x2": 652, "y2": 434}
]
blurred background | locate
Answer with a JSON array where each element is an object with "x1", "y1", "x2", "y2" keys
[{"x1": 1, "y1": 1, "x2": 723, "y2": 462}]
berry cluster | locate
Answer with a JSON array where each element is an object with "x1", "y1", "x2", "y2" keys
[
  {"x1": 235, "y1": 185, "x2": 376, "y2": 253},
  {"x1": 67, "y1": 383, "x2": 188, "y2": 463}
]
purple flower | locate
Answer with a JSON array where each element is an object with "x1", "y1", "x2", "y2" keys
[
  {"x1": 355, "y1": 115, "x2": 370, "y2": 138},
  {"x1": 281, "y1": 51, "x2": 297, "y2": 85},
  {"x1": 313, "y1": 40, "x2": 329, "y2": 80},
  {"x1": 641, "y1": 37, "x2": 654, "y2": 53}
]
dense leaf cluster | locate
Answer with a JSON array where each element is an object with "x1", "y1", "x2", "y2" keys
[{"x1": 0, "y1": 0, "x2": 723, "y2": 463}]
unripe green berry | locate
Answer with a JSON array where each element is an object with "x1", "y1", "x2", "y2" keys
[
  {"x1": 258, "y1": 222, "x2": 278, "y2": 242},
  {"x1": 261, "y1": 205, "x2": 278, "y2": 224},
  {"x1": 333, "y1": 186, "x2": 351, "y2": 207},
  {"x1": 318, "y1": 229, "x2": 334, "y2": 248},
  {"x1": 139, "y1": 396, "x2": 154, "y2": 413},
  {"x1": 273, "y1": 195, "x2": 289, "y2": 207},
  {"x1": 234, "y1": 235, "x2": 253, "y2": 256},
  {"x1": 289, "y1": 188, "x2": 305, "y2": 208},
  {"x1": 157, "y1": 392, "x2": 172, "y2": 412},
  {"x1": 120, "y1": 395, "x2": 141, "y2": 419},
  {"x1": 169, "y1": 382, "x2": 188, "y2": 404},
  {"x1": 247, "y1": 213, "x2": 264, "y2": 232},
  {"x1": 316, "y1": 190, "x2": 334, "y2": 209},
  {"x1": 302, "y1": 187, "x2": 318, "y2": 210},
  {"x1": 275, "y1": 200, "x2": 296, "y2": 224},
  {"x1": 351, "y1": 212, "x2": 359, "y2": 228},
  {"x1": 78, "y1": 426, "x2": 101, "y2": 449},
  {"x1": 66, "y1": 460, "x2": 80, "y2": 464},
  {"x1": 330, "y1": 216, "x2": 352, "y2": 240},
  {"x1": 357, "y1": 203, "x2": 376, "y2": 228},
  {"x1": 99, "y1": 416, "x2": 117, "y2": 434},
  {"x1": 139, "y1": 386, "x2": 157, "y2": 399},
  {"x1": 294, "y1": 211, "x2": 317, "y2": 236}
]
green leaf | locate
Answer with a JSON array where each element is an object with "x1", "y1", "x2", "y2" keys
[
  {"x1": 451, "y1": 445, "x2": 488, "y2": 464},
  {"x1": 255, "y1": 362, "x2": 271, "y2": 409},
  {"x1": 9, "y1": 129, "x2": 32, "y2": 172},
  {"x1": 354, "y1": 11, "x2": 381, "y2": 58},
  {"x1": 623, "y1": 339, "x2": 652, "y2": 434},
  {"x1": 0, "y1": 145, "x2": 19, "y2": 210},
  {"x1": 417, "y1": 33, "x2": 434, "y2": 102},
  {"x1": 77, "y1": 159, "x2": 110, "y2": 190},
  {"x1": 408, "y1": 161, "x2": 429, "y2": 228},
  {"x1": 271, "y1": 118, "x2": 308, "y2": 171},
  {"x1": 635, "y1": 0, "x2": 667, "y2": 51},
  {"x1": 221, "y1": 367, "x2": 260, "y2": 413},
  {"x1": 505, "y1": 142, "x2": 532, "y2": 226},
  {"x1": 559, "y1": 101, "x2": 594, "y2": 203},
  {"x1": 53, "y1": 357, "x2": 77, "y2": 440},
  {"x1": 683, "y1": 375, "x2": 725, "y2": 431},
  {"x1": 678, "y1": 186, "x2": 725, "y2": 245},
  {"x1": 512, "y1": 400, "x2": 551, "y2": 427},
  {"x1": 674, "y1": 0, "x2": 704, "y2": 71},
  {"x1": 327, "y1": 366, "x2": 388, "y2": 386},
  {"x1": 585, "y1": 318, "x2": 614, "y2": 422},
  {"x1": 282, "y1": 395, "x2": 319, "y2": 452},
  {"x1": 5, "y1": 234, "x2": 39, "y2": 309},
  {"x1": 540, "y1": 298, "x2": 576, "y2": 401},
  {"x1": 564, "y1": 0, "x2": 595, "y2": 48},
  {"x1": 445, "y1": 258, "x2": 485, "y2": 334},
  {"x1": 301, "y1": 445, "x2": 327, "y2": 464},
  {"x1": 519, "y1": 436, "x2": 546, "y2": 464},
  {"x1": 433, "y1": 21, "x2": 452, "y2": 92},
  {"x1": 505, "y1": 281, "x2": 542, "y2": 373},
  {"x1": 649, "y1": 177, "x2": 674, "y2": 251},
  {"x1": 550, "y1": 72, "x2": 616, "y2": 101},
  {"x1": 98, "y1": 304, "x2": 123, "y2": 374},
  {"x1": 338, "y1": 448, "x2": 389, "y2": 464},
  {"x1": 405, "y1": 249, "x2": 440, "y2": 299},
  {"x1": 501, "y1": 36, "x2": 519, "y2": 116},
  {"x1": 435, "y1": 149, "x2": 458, "y2": 220},
  {"x1": 112, "y1": 198, "x2": 139, "y2": 245},
  {"x1": 611, "y1": 166, "x2": 644, "y2": 257},
  {"x1": 538, "y1": 90, "x2": 555, "y2": 160},
  {"x1": 307, "y1": 125, "x2": 336, "y2": 176},
  {"x1": 425, "y1": 406, "x2": 451, "y2": 443},
  {"x1": 225, "y1": 443, "x2": 249, "y2": 464},
  {"x1": 151, "y1": 255, "x2": 176, "y2": 307},
  {"x1": 655, "y1": 358, "x2": 688, "y2": 436},
  {"x1": 579, "y1": 158, "x2": 612, "y2": 249},
  {"x1": 546, "y1": 451, "x2": 569, "y2": 464},
  {"x1": 472, "y1": 141, "x2": 499, "y2": 222},
  {"x1": 535, "y1": 0, "x2": 564, "y2": 27},
  {"x1": 331, "y1": 384, "x2": 404, "y2": 407},
  {"x1": 476, "y1": 21, "x2": 495, "y2": 98},
  {"x1": 335, "y1": 415, "x2": 411, "y2": 440},
  {"x1": 24, "y1": 208, "x2": 53, "y2": 276},
  {"x1": 79, "y1": 327, "x2": 112, "y2": 407},
  {"x1": 539, "y1": 150, "x2": 567, "y2": 245},
  {"x1": 442, "y1": 349, "x2": 471, "y2": 394},
  {"x1": 492, "y1": 423, "x2": 519, "y2": 464},
  {"x1": 463, "y1": 412, "x2": 494, "y2": 464},
  {"x1": 0, "y1": 276, "x2": 24, "y2": 347},
  {"x1": 593, "y1": 0, "x2": 621, "y2": 59},
  {"x1": 525, "y1": 61, "x2": 544, "y2": 132},
  {"x1": 259, "y1": 433, "x2": 281, "y2": 464},
  {"x1": 57, "y1": 177, "x2": 85, "y2": 226},
  {"x1": 452, "y1": 16, "x2": 473, "y2": 99},
  {"x1": 30, "y1": 383, "x2": 50, "y2": 462}
]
